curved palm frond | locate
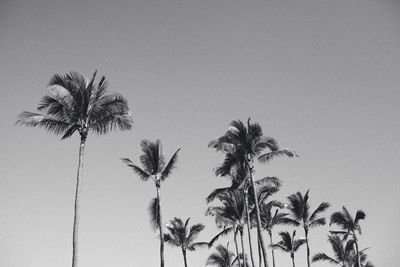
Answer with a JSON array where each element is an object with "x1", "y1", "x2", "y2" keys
[
  {"x1": 258, "y1": 148, "x2": 298, "y2": 163},
  {"x1": 161, "y1": 148, "x2": 181, "y2": 180}
]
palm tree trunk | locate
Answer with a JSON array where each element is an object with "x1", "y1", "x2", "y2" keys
[
  {"x1": 268, "y1": 231, "x2": 276, "y2": 267},
  {"x1": 304, "y1": 228, "x2": 310, "y2": 267},
  {"x1": 258, "y1": 237, "x2": 262, "y2": 267},
  {"x1": 244, "y1": 190, "x2": 256, "y2": 267},
  {"x1": 246, "y1": 159, "x2": 269, "y2": 267},
  {"x1": 354, "y1": 239, "x2": 361, "y2": 267},
  {"x1": 181, "y1": 247, "x2": 188, "y2": 267},
  {"x1": 72, "y1": 135, "x2": 86, "y2": 267},
  {"x1": 234, "y1": 230, "x2": 243, "y2": 267},
  {"x1": 291, "y1": 254, "x2": 296, "y2": 267},
  {"x1": 239, "y1": 228, "x2": 247, "y2": 267},
  {"x1": 156, "y1": 185, "x2": 165, "y2": 267}
]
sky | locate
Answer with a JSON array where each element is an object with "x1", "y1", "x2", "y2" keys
[{"x1": 0, "y1": 0, "x2": 399, "y2": 266}]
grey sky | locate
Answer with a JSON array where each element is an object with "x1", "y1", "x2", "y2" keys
[{"x1": 0, "y1": 0, "x2": 399, "y2": 266}]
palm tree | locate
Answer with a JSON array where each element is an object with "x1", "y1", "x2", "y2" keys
[
  {"x1": 270, "y1": 231, "x2": 306, "y2": 267},
  {"x1": 258, "y1": 203, "x2": 297, "y2": 267},
  {"x1": 207, "y1": 190, "x2": 248, "y2": 267},
  {"x1": 121, "y1": 140, "x2": 180, "y2": 267},
  {"x1": 206, "y1": 243, "x2": 237, "y2": 267},
  {"x1": 286, "y1": 190, "x2": 330, "y2": 267},
  {"x1": 209, "y1": 118, "x2": 297, "y2": 267},
  {"x1": 312, "y1": 235, "x2": 373, "y2": 267},
  {"x1": 163, "y1": 217, "x2": 208, "y2": 267},
  {"x1": 16, "y1": 71, "x2": 133, "y2": 267},
  {"x1": 330, "y1": 207, "x2": 366, "y2": 267}
]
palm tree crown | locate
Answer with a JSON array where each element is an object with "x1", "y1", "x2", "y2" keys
[
  {"x1": 17, "y1": 71, "x2": 133, "y2": 139},
  {"x1": 164, "y1": 217, "x2": 208, "y2": 251},
  {"x1": 330, "y1": 206, "x2": 366, "y2": 237},
  {"x1": 270, "y1": 231, "x2": 306, "y2": 267},
  {"x1": 312, "y1": 235, "x2": 373, "y2": 267},
  {"x1": 207, "y1": 243, "x2": 238, "y2": 267},
  {"x1": 164, "y1": 217, "x2": 207, "y2": 267}
]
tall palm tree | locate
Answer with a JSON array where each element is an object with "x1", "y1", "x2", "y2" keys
[
  {"x1": 16, "y1": 71, "x2": 133, "y2": 267},
  {"x1": 206, "y1": 243, "x2": 238, "y2": 267},
  {"x1": 121, "y1": 140, "x2": 180, "y2": 267},
  {"x1": 209, "y1": 118, "x2": 297, "y2": 267},
  {"x1": 286, "y1": 190, "x2": 330, "y2": 267},
  {"x1": 330, "y1": 207, "x2": 366, "y2": 267},
  {"x1": 163, "y1": 217, "x2": 208, "y2": 267},
  {"x1": 312, "y1": 235, "x2": 374, "y2": 267},
  {"x1": 207, "y1": 190, "x2": 248, "y2": 267},
  {"x1": 258, "y1": 203, "x2": 298, "y2": 267},
  {"x1": 270, "y1": 231, "x2": 306, "y2": 267}
]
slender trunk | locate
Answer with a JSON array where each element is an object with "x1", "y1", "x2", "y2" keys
[
  {"x1": 72, "y1": 135, "x2": 86, "y2": 267},
  {"x1": 304, "y1": 228, "x2": 310, "y2": 267},
  {"x1": 246, "y1": 158, "x2": 269, "y2": 267},
  {"x1": 291, "y1": 254, "x2": 296, "y2": 267},
  {"x1": 268, "y1": 231, "x2": 276, "y2": 267},
  {"x1": 258, "y1": 237, "x2": 262, "y2": 267},
  {"x1": 244, "y1": 190, "x2": 256, "y2": 267},
  {"x1": 354, "y1": 238, "x2": 361, "y2": 267},
  {"x1": 156, "y1": 185, "x2": 165, "y2": 267},
  {"x1": 182, "y1": 247, "x2": 188, "y2": 267},
  {"x1": 239, "y1": 228, "x2": 247, "y2": 267},
  {"x1": 234, "y1": 230, "x2": 243, "y2": 267}
]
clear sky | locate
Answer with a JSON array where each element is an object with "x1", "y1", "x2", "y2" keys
[{"x1": 0, "y1": 0, "x2": 399, "y2": 266}]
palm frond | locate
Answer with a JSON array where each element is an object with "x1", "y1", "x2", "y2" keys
[
  {"x1": 309, "y1": 202, "x2": 330, "y2": 222},
  {"x1": 312, "y1": 253, "x2": 339, "y2": 264},
  {"x1": 148, "y1": 197, "x2": 160, "y2": 231},
  {"x1": 121, "y1": 158, "x2": 151, "y2": 181},
  {"x1": 258, "y1": 148, "x2": 298, "y2": 163},
  {"x1": 309, "y1": 217, "x2": 326, "y2": 228},
  {"x1": 209, "y1": 227, "x2": 234, "y2": 247},
  {"x1": 16, "y1": 111, "x2": 72, "y2": 137},
  {"x1": 160, "y1": 148, "x2": 180, "y2": 180}
]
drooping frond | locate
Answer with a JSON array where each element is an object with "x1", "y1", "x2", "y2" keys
[
  {"x1": 120, "y1": 158, "x2": 151, "y2": 181},
  {"x1": 206, "y1": 187, "x2": 232, "y2": 203},
  {"x1": 258, "y1": 148, "x2": 298, "y2": 163},
  {"x1": 354, "y1": 210, "x2": 366, "y2": 226},
  {"x1": 312, "y1": 253, "x2": 340, "y2": 265},
  {"x1": 148, "y1": 197, "x2": 160, "y2": 231},
  {"x1": 16, "y1": 112, "x2": 72, "y2": 136},
  {"x1": 309, "y1": 217, "x2": 326, "y2": 228}
]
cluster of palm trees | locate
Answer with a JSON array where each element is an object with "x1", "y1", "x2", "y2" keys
[{"x1": 17, "y1": 71, "x2": 373, "y2": 267}]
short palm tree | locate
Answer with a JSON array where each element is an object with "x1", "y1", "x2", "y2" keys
[
  {"x1": 270, "y1": 231, "x2": 306, "y2": 267},
  {"x1": 206, "y1": 243, "x2": 237, "y2": 267},
  {"x1": 207, "y1": 190, "x2": 247, "y2": 267},
  {"x1": 121, "y1": 140, "x2": 180, "y2": 267},
  {"x1": 286, "y1": 190, "x2": 330, "y2": 267},
  {"x1": 330, "y1": 207, "x2": 366, "y2": 267},
  {"x1": 16, "y1": 71, "x2": 133, "y2": 267},
  {"x1": 259, "y1": 203, "x2": 297, "y2": 267},
  {"x1": 163, "y1": 217, "x2": 208, "y2": 267},
  {"x1": 209, "y1": 118, "x2": 297, "y2": 267},
  {"x1": 312, "y1": 235, "x2": 373, "y2": 267}
]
